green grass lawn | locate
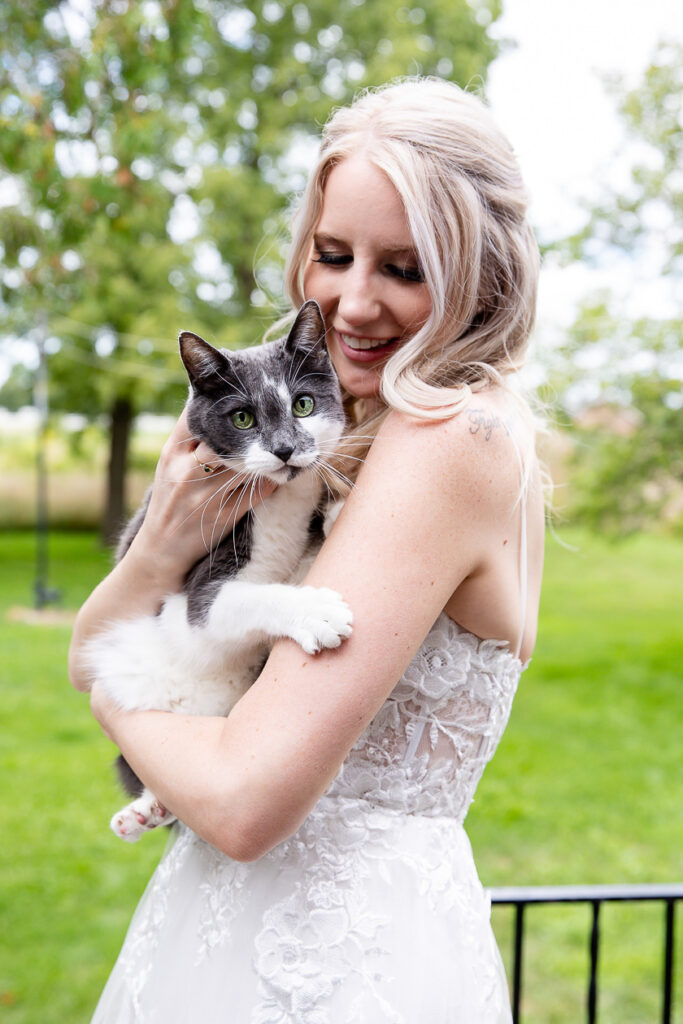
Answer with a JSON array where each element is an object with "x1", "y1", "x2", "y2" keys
[{"x1": 0, "y1": 528, "x2": 681, "y2": 1023}]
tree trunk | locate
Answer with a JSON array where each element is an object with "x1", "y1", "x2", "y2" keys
[{"x1": 101, "y1": 395, "x2": 133, "y2": 547}]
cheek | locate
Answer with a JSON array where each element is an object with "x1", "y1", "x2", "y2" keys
[
  {"x1": 397, "y1": 287, "x2": 431, "y2": 331},
  {"x1": 302, "y1": 264, "x2": 332, "y2": 311}
]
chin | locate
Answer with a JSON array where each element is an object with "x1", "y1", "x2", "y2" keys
[
  {"x1": 264, "y1": 466, "x2": 301, "y2": 485},
  {"x1": 342, "y1": 374, "x2": 383, "y2": 403},
  {"x1": 331, "y1": 360, "x2": 383, "y2": 402},
  {"x1": 327, "y1": 340, "x2": 387, "y2": 401}
]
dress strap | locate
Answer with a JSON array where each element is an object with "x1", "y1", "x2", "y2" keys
[{"x1": 506, "y1": 427, "x2": 528, "y2": 660}]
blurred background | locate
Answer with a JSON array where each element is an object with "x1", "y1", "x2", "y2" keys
[{"x1": 0, "y1": 1, "x2": 681, "y2": 1021}]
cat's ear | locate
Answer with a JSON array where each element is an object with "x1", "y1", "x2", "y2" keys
[
  {"x1": 179, "y1": 332, "x2": 232, "y2": 393},
  {"x1": 284, "y1": 299, "x2": 327, "y2": 359}
]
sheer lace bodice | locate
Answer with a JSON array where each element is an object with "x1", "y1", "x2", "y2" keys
[
  {"x1": 92, "y1": 613, "x2": 521, "y2": 1024},
  {"x1": 328, "y1": 613, "x2": 522, "y2": 821}
]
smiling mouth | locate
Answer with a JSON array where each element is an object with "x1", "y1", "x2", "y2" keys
[
  {"x1": 338, "y1": 331, "x2": 395, "y2": 351},
  {"x1": 334, "y1": 331, "x2": 402, "y2": 365}
]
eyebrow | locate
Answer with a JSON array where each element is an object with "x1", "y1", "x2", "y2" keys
[{"x1": 313, "y1": 232, "x2": 417, "y2": 257}]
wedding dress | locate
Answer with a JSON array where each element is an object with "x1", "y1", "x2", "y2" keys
[{"x1": 91, "y1": 612, "x2": 523, "y2": 1023}]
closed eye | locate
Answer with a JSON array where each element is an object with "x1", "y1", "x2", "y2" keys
[
  {"x1": 311, "y1": 250, "x2": 423, "y2": 283},
  {"x1": 311, "y1": 251, "x2": 352, "y2": 267},
  {"x1": 386, "y1": 263, "x2": 424, "y2": 283}
]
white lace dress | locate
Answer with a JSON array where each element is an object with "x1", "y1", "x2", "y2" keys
[{"x1": 91, "y1": 614, "x2": 521, "y2": 1023}]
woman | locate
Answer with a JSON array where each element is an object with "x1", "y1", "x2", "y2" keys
[{"x1": 70, "y1": 77, "x2": 544, "y2": 1023}]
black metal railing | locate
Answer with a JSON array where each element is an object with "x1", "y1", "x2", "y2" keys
[{"x1": 490, "y1": 883, "x2": 683, "y2": 1024}]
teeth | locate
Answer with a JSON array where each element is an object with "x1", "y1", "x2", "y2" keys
[{"x1": 339, "y1": 332, "x2": 392, "y2": 351}]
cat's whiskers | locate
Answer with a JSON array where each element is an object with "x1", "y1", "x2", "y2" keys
[
  {"x1": 173, "y1": 432, "x2": 202, "y2": 449},
  {"x1": 286, "y1": 370, "x2": 330, "y2": 390},
  {"x1": 207, "y1": 394, "x2": 241, "y2": 413},
  {"x1": 226, "y1": 473, "x2": 261, "y2": 569},
  {"x1": 208, "y1": 365, "x2": 250, "y2": 402},
  {"x1": 200, "y1": 474, "x2": 247, "y2": 549},
  {"x1": 314, "y1": 443, "x2": 366, "y2": 465},
  {"x1": 308, "y1": 463, "x2": 337, "y2": 507},
  {"x1": 225, "y1": 361, "x2": 252, "y2": 403},
  {"x1": 207, "y1": 477, "x2": 245, "y2": 574},
  {"x1": 244, "y1": 473, "x2": 272, "y2": 536},
  {"x1": 309, "y1": 458, "x2": 355, "y2": 500},
  {"x1": 174, "y1": 469, "x2": 250, "y2": 551},
  {"x1": 287, "y1": 337, "x2": 325, "y2": 390}
]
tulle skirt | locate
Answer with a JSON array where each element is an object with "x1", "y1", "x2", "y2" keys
[{"x1": 91, "y1": 797, "x2": 512, "y2": 1024}]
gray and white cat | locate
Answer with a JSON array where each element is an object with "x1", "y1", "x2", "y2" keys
[{"x1": 86, "y1": 300, "x2": 352, "y2": 842}]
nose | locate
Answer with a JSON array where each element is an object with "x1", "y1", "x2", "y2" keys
[
  {"x1": 336, "y1": 264, "x2": 382, "y2": 327},
  {"x1": 272, "y1": 445, "x2": 294, "y2": 464}
]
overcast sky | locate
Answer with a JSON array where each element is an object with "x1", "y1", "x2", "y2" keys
[
  {"x1": 487, "y1": 0, "x2": 680, "y2": 238},
  {"x1": 485, "y1": 0, "x2": 681, "y2": 335}
]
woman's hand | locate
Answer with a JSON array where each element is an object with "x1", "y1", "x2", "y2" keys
[{"x1": 130, "y1": 408, "x2": 276, "y2": 581}]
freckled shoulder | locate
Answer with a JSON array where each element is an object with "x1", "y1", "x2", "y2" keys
[{"x1": 364, "y1": 397, "x2": 528, "y2": 521}]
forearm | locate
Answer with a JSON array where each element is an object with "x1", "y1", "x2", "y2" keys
[
  {"x1": 94, "y1": 688, "x2": 326, "y2": 862},
  {"x1": 101, "y1": 703, "x2": 239, "y2": 849}
]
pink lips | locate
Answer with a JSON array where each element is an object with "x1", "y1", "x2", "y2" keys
[{"x1": 334, "y1": 330, "x2": 400, "y2": 364}]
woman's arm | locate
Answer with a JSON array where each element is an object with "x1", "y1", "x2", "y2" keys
[
  {"x1": 89, "y1": 408, "x2": 522, "y2": 860},
  {"x1": 68, "y1": 409, "x2": 274, "y2": 691}
]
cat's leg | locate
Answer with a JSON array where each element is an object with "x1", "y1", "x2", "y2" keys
[
  {"x1": 205, "y1": 581, "x2": 353, "y2": 656},
  {"x1": 111, "y1": 787, "x2": 177, "y2": 842}
]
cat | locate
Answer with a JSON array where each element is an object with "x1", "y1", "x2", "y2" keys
[{"x1": 86, "y1": 299, "x2": 352, "y2": 842}]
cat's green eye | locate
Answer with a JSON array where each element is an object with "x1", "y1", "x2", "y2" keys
[
  {"x1": 292, "y1": 395, "x2": 315, "y2": 418},
  {"x1": 231, "y1": 409, "x2": 256, "y2": 430}
]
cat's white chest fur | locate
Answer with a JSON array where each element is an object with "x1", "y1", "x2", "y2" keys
[{"x1": 237, "y1": 472, "x2": 321, "y2": 585}]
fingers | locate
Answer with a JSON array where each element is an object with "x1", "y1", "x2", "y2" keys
[
  {"x1": 145, "y1": 407, "x2": 279, "y2": 571},
  {"x1": 191, "y1": 442, "x2": 224, "y2": 475}
]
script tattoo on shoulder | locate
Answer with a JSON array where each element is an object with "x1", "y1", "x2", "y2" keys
[{"x1": 467, "y1": 408, "x2": 505, "y2": 441}]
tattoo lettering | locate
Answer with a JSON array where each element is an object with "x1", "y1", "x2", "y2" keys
[{"x1": 467, "y1": 408, "x2": 504, "y2": 441}]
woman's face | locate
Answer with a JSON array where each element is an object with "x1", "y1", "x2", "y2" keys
[{"x1": 302, "y1": 154, "x2": 432, "y2": 400}]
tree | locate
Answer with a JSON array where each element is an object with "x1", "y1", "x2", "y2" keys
[
  {"x1": 0, "y1": 0, "x2": 500, "y2": 542},
  {"x1": 549, "y1": 41, "x2": 682, "y2": 535}
]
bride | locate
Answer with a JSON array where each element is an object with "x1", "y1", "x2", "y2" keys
[{"x1": 69, "y1": 77, "x2": 544, "y2": 1023}]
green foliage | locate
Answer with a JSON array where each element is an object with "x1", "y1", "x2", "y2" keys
[
  {"x1": 1, "y1": 527, "x2": 681, "y2": 1021},
  {"x1": 569, "y1": 369, "x2": 683, "y2": 536},
  {"x1": 0, "y1": 0, "x2": 499, "y2": 417},
  {"x1": 550, "y1": 42, "x2": 682, "y2": 536},
  {"x1": 0, "y1": 0, "x2": 499, "y2": 536}
]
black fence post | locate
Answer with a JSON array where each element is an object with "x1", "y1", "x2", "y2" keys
[
  {"x1": 512, "y1": 902, "x2": 524, "y2": 1024},
  {"x1": 490, "y1": 884, "x2": 683, "y2": 1024},
  {"x1": 663, "y1": 899, "x2": 675, "y2": 1024},
  {"x1": 587, "y1": 900, "x2": 600, "y2": 1024}
]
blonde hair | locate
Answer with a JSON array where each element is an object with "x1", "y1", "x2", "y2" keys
[{"x1": 282, "y1": 78, "x2": 541, "y2": 489}]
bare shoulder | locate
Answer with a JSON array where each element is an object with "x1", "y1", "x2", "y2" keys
[{"x1": 365, "y1": 390, "x2": 531, "y2": 517}]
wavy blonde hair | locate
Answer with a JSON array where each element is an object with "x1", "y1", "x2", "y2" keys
[{"x1": 283, "y1": 77, "x2": 540, "y2": 487}]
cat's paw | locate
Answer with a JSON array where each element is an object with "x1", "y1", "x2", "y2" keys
[
  {"x1": 288, "y1": 586, "x2": 353, "y2": 655},
  {"x1": 110, "y1": 794, "x2": 173, "y2": 843}
]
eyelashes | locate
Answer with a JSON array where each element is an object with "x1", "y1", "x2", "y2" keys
[
  {"x1": 311, "y1": 252, "x2": 351, "y2": 267},
  {"x1": 311, "y1": 251, "x2": 424, "y2": 284}
]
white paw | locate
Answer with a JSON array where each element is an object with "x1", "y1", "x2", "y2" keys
[
  {"x1": 288, "y1": 586, "x2": 353, "y2": 655},
  {"x1": 110, "y1": 794, "x2": 173, "y2": 843}
]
